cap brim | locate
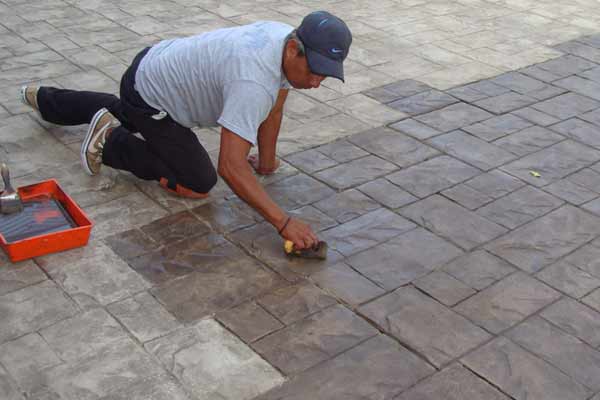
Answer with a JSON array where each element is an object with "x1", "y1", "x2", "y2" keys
[{"x1": 305, "y1": 48, "x2": 345, "y2": 82}]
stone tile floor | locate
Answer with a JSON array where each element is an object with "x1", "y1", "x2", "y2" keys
[{"x1": 4, "y1": 0, "x2": 600, "y2": 399}]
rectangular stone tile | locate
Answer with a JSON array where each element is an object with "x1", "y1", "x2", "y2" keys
[
  {"x1": 400, "y1": 195, "x2": 507, "y2": 250},
  {"x1": 535, "y1": 55, "x2": 598, "y2": 78},
  {"x1": 500, "y1": 140, "x2": 600, "y2": 186},
  {"x1": 284, "y1": 149, "x2": 337, "y2": 174},
  {"x1": 257, "y1": 282, "x2": 337, "y2": 326},
  {"x1": 347, "y1": 228, "x2": 463, "y2": 290},
  {"x1": 191, "y1": 197, "x2": 261, "y2": 234},
  {"x1": 511, "y1": 106, "x2": 561, "y2": 126},
  {"x1": 0, "y1": 258, "x2": 46, "y2": 297},
  {"x1": 537, "y1": 261, "x2": 600, "y2": 298},
  {"x1": 37, "y1": 307, "x2": 128, "y2": 367},
  {"x1": 0, "y1": 333, "x2": 62, "y2": 394},
  {"x1": 253, "y1": 305, "x2": 377, "y2": 374},
  {"x1": 310, "y1": 262, "x2": 385, "y2": 306},
  {"x1": 520, "y1": 65, "x2": 564, "y2": 82},
  {"x1": 0, "y1": 281, "x2": 78, "y2": 344},
  {"x1": 541, "y1": 298, "x2": 600, "y2": 348},
  {"x1": 555, "y1": 40, "x2": 600, "y2": 63},
  {"x1": 475, "y1": 92, "x2": 537, "y2": 114},
  {"x1": 464, "y1": 169, "x2": 526, "y2": 199},
  {"x1": 415, "y1": 103, "x2": 493, "y2": 132},
  {"x1": 555, "y1": 75, "x2": 600, "y2": 101},
  {"x1": 414, "y1": 271, "x2": 476, "y2": 306},
  {"x1": 580, "y1": 108, "x2": 600, "y2": 127},
  {"x1": 314, "y1": 155, "x2": 398, "y2": 190},
  {"x1": 531, "y1": 93, "x2": 600, "y2": 120},
  {"x1": 104, "y1": 228, "x2": 161, "y2": 261},
  {"x1": 389, "y1": 118, "x2": 441, "y2": 140},
  {"x1": 550, "y1": 118, "x2": 600, "y2": 148},
  {"x1": 387, "y1": 156, "x2": 481, "y2": 198},
  {"x1": 0, "y1": 364, "x2": 23, "y2": 400},
  {"x1": 314, "y1": 189, "x2": 380, "y2": 223},
  {"x1": 327, "y1": 93, "x2": 407, "y2": 126},
  {"x1": 428, "y1": 130, "x2": 516, "y2": 170},
  {"x1": 449, "y1": 80, "x2": 512, "y2": 101},
  {"x1": 36, "y1": 337, "x2": 167, "y2": 400},
  {"x1": 146, "y1": 319, "x2": 283, "y2": 400},
  {"x1": 487, "y1": 205, "x2": 600, "y2": 273},
  {"x1": 151, "y1": 257, "x2": 282, "y2": 323},
  {"x1": 349, "y1": 127, "x2": 440, "y2": 167},
  {"x1": 107, "y1": 291, "x2": 181, "y2": 343},
  {"x1": 359, "y1": 286, "x2": 491, "y2": 367},
  {"x1": 463, "y1": 113, "x2": 533, "y2": 141},
  {"x1": 321, "y1": 208, "x2": 416, "y2": 257},
  {"x1": 363, "y1": 79, "x2": 432, "y2": 103},
  {"x1": 561, "y1": 242, "x2": 600, "y2": 279},
  {"x1": 579, "y1": 65, "x2": 600, "y2": 82},
  {"x1": 491, "y1": 71, "x2": 550, "y2": 94},
  {"x1": 97, "y1": 375, "x2": 191, "y2": 400},
  {"x1": 454, "y1": 272, "x2": 561, "y2": 333},
  {"x1": 311, "y1": 140, "x2": 368, "y2": 165},
  {"x1": 584, "y1": 289, "x2": 600, "y2": 313},
  {"x1": 256, "y1": 335, "x2": 434, "y2": 400},
  {"x1": 494, "y1": 126, "x2": 565, "y2": 156},
  {"x1": 128, "y1": 233, "x2": 243, "y2": 285},
  {"x1": 462, "y1": 337, "x2": 592, "y2": 400},
  {"x1": 477, "y1": 186, "x2": 563, "y2": 229},
  {"x1": 396, "y1": 364, "x2": 510, "y2": 400},
  {"x1": 264, "y1": 173, "x2": 336, "y2": 210},
  {"x1": 357, "y1": 178, "x2": 418, "y2": 209},
  {"x1": 388, "y1": 89, "x2": 458, "y2": 115},
  {"x1": 507, "y1": 316, "x2": 600, "y2": 391},
  {"x1": 442, "y1": 250, "x2": 516, "y2": 290},
  {"x1": 544, "y1": 178, "x2": 599, "y2": 205},
  {"x1": 85, "y1": 192, "x2": 169, "y2": 239},
  {"x1": 418, "y1": 61, "x2": 503, "y2": 91},
  {"x1": 441, "y1": 183, "x2": 494, "y2": 210},
  {"x1": 37, "y1": 242, "x2": 150, "y2": 308},
  {"x1": 138, "y1": 210, "x2": 210, "y2": 245},
  {"x1": 217, "y1": 301, "x2": 284, "y2": 343}
]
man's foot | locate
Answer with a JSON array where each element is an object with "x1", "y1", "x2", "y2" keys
[
  {"x1": 81, "y1": 108, "x2": 120, "y2": 176},
  {"x1": 20, "y1": 86, "x2": 39, "y2": 111}
]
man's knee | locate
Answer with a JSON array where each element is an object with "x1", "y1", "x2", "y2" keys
[{"x1": 159, "y1": 166, "x2": 217, "y2": 199}]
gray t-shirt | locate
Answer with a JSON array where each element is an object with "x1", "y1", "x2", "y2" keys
[{"x1": 135, "y1": 21, "x2": 293, "y2": 145}]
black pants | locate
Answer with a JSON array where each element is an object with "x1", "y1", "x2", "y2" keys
[{"x1": 36, "y1": 47, "x2": 217, "y2": 195}]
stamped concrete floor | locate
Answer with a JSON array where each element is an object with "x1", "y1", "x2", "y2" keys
[{"x1": 4, "y1": 1, "x2": 600, "y2": 399}]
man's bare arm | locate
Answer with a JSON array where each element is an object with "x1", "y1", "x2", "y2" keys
[
  {"x1": 218, "y1": 126, "x2": 318, "y2": 248},
  {"x1": 254, "y1": 89, "x2": 288, "y2": 173}
]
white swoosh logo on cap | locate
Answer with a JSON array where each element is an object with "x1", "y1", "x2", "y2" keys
[{"x1": 331, "y1": 48, "x2": 343, "y2": 53}]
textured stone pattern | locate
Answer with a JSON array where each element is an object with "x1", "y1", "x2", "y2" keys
[{"x1": 4, "y1": 1, "x2": 600, "y2": 399}]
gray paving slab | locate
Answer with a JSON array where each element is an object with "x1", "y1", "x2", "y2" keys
[
  {"x1": 541, "y1": 298, "x2": 600, "y2": 348},
  {"x1": 396, "y1": 364, "x2": 510, "y2": 400},
  {"x1": 454, "y1": 272, "x2": 561, "y2": 333},
  {"x1": 146, "y1": 319, "x2": 283, "y2": 400},
  {"x1": 256, "y1": 335, "x2": 435, "y2": 400},
  {"x1": 486, "y1": 205, "x2": 600, "y2": 273},
  {"x1": 359, "y1": 286, "x2": 491, "y2": 367},
  {"x1": 463, "y1": 337, "x2": 592, "y2": 400}
]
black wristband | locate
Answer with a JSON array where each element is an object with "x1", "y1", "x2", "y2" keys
[{"x1": 278, "y1": 216, "x2": 291, "y2": 235}]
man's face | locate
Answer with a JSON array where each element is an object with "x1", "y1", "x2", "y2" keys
[{"x1": 283, "y1": 42, "x2": 326, "y2": 89}]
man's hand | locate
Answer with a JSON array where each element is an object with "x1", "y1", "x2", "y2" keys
[
  {"x1": 248, "y1": 154, "x2": 280, "y2": 175},
  {"x1": 279, "y1": 217, "x2": 319, "y2": 249}
]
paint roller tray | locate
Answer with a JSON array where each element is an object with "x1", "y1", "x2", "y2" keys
[{"x1": 0, "y1": 179, "x2": 92, "y2": 262}]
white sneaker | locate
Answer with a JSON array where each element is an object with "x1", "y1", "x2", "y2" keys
[
  {"x1": 20, "y1": 86, "x2": 39, "y2": 111},
  {"x1": 81, "y1": 108, "x2": 120, "y2": 176}
]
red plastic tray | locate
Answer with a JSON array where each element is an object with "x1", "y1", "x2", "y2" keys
[{"x1": 0, "y1": 179, "x2": 93, "y2": 262}]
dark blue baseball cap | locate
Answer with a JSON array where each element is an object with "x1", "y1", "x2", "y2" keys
[{"x1": 296, "y1": 11, "x2": 352, "y2": 82}]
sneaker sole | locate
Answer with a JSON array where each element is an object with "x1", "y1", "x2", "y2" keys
[
  {"x1": 81, "y1": 108, "x2": 108, "y2": 176},
  {"x1": 20, "y1": 86, "x2": 28, "y2": 106}
]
